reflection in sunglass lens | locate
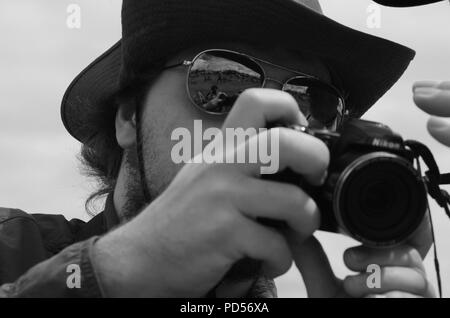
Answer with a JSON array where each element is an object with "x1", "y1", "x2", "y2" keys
[
  {"x1": 188, "y1": 51, "x2": 263, "y2": 114},
  {"x1": 284, "y1": 78, "x2": 342, "y2": 128}
]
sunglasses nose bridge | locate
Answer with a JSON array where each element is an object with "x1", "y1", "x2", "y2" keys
[{"x1": 262, "y1": 77, "x2": 285, "y2": 90}]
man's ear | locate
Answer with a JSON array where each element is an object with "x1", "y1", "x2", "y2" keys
[{"x1": 115, "y1": 104, "x2": 137, "y2": 149}]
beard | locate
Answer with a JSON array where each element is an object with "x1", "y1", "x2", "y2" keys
[
  {"x1": 120, "y1": 135, "x2": 178, "y2": 221},
  {"x1": 119, "y1": 148, "x2": 149, "y2": 221}
]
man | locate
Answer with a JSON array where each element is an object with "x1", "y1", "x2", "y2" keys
[{"x1": 0, "y1": 0, "x2": 435, "y2": 297}]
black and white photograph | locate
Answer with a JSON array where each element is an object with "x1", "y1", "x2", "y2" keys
[{"x1": 1, "y1": 0, "x2": 450, "y2": 303}]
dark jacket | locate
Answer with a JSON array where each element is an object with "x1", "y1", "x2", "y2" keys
[{"x1": 0, "y1": 195, "x2": 119, "y2": 297}]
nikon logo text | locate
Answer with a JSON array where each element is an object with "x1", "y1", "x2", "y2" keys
[{"x1": 372, "y1": 138, "x2": 401, "y2": 150}]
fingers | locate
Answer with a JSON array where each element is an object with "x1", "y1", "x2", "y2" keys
[
  {"x1": 413, "y1": 81, "x2": 450, "y2": 117},
  {"x1": 208, "y1": 89, "x2": 329, "y2": 185},
  {"x1": 343, "y1": 245, "x2": 435, "y2": 298},
  {"x1": 223, "y1": 89, "x2": 308, "y2": 130},
  {"x1": 406, "y1": 217, "x2": 433, "y2": 259},
  {"x1": 427, "y1": 116, "x2": 450, "y2": 146},
  {"x1": 344, "y1": 245, "x2": 425, "y2": 274},
  {"x1": 413, "y1": 81, "x2": 450, "y2": 92},
  {"x1": 234, "y1": 216, "x2": 293, "y2": 278},
  {"x1": 275, "y1": 128, "x2": 329, "y2": 185},
  {"x1": 343, "y1": 266, "x2": 433, "y2": 298},
  {"x1": 413, "y1": 81, "x2": 450, "y2": 146},
  {"x1": 231, "y1": 127, "x2": 329, "y2": 185},
  {"x1": 365, "y1": 292, "x2": 422, "y2": 298},
  {"x1": 205, "y1": 88, "x2": 330, "y2": 184},
  {"x1": 291, "y1": 237, "x2": 340, "y2": 298},
  {"x1": 234, "y1": 178, "x2": 320, "y2": 238}
]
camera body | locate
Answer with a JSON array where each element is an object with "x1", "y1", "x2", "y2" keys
[{"x1": 269, "y1": 119, "x2": 428, "y2": 247}]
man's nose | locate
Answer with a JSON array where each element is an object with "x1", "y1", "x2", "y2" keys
[{"x1": 262, "y1": 77, "x2": 284, "y2": 90}]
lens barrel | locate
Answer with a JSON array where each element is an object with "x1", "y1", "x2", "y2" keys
[{"x1": 333, "y1": 152, "x2": 427, "y2": 247}]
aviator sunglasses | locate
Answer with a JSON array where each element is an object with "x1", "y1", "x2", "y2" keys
[{"x1": 165, "y1": 49, "x2": 347, "y2": 130}]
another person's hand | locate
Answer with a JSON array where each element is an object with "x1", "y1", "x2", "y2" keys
[
  {"x1": 91, "y1": 89, "x2": 329, "y2": 297},
  {"x1": 292, "y1": 217, "x2": 435, "y2": 298},
  {"x1": 414, "y1": 81, "x2": 450, "y2": 147}
]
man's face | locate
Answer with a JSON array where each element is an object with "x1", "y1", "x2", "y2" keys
[
  {"x1": 117, "y1": 42, "x2": 334, "y2": 294},
  {"x1": 137, "y1": 42, "x2": 332, "y2": 200}
]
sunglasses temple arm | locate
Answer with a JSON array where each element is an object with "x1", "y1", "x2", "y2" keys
[{"x1": 163, "y1": 60, "x2": 192, "y2": 70}]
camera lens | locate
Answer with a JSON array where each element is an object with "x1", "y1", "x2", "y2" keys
[{"x1": 334, "y1": 152, "x2": 427, "y2": 247}]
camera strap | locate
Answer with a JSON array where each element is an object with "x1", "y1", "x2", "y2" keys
[
  {"x1": 406, "y1": 140, "x2": 450, "y2": 217},
  {"x1": 416, "y1": 156, "x2": 443, "y2": 298},
  {"x1": 406, "y1": 140, "x2": 450, "y2": 298}
]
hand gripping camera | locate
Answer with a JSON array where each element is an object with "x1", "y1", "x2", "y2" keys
[{"x1": 265, "y1": 119, "x2": 450, "y2": 247}]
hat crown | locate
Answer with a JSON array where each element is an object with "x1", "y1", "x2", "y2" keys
[{"x1": 62, "y1": 0, "x2": 415, "y2": 144}]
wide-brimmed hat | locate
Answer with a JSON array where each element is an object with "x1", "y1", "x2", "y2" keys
[{"x1": 61, "y1": 0, "x2": 416, "y2": 144}]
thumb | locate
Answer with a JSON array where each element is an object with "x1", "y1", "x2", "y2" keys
[{"x1": 290, "y1": 236, "x2": 340, "y2": 298}]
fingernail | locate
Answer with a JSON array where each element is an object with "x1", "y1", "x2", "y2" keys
[
  {"x1": 413, "y1": 81, "x2": 439, "y2": 92},
  {"x1": 414, "y1": 87, "x2": 441, "y2": 98},
  {"x1": 350, "y1": 250, "x2": 366, "y2": 262}
]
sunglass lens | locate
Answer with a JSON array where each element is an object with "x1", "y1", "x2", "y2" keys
[
  {"x1": 188, "y1": 51, "x2": 264, "y2": 114},
  {"x1": 284, "y1": 78, "x2": 343, "y2": 129}
]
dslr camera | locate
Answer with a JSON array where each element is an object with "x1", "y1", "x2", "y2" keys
[{"x1": 268, "y1": 119, "x2": 428, "y2": 247}]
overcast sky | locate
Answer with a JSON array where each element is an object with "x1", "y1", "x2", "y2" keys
[{"x1": 1, "y1": 0, "x2": 449, "y2": 297}]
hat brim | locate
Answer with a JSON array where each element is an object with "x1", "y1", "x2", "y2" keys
[
  {"x1": 62, "y1": 0, "x2": 415, "y2": 143},
  {"x1": 374, "y1": 0, "x2": 443, "y2": 7}
]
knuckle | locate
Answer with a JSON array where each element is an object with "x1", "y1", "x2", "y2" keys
[
  {"x1": 399, "y1": 246, "x2": 425, "y2": 273},
  {"x1": 239, "y1": 88, "x2": 298, "y2": 111},
  {"x1": 214, "y1": 209, "x2": 239, "y2": 235},
  {"x1": 273, "y1": 89, "x2": 298, "y2": 107},
  {"x1": 407, "y1": 247, "x2": 423, "y2": 265},
  {"x1": 236, "y1": 88, "x2": 264, "y2": 108},
  {"x1": 197, "y1": 166, "x2": 231, "y2": 192},
  {"x1": 208, "y1": 172, "x2": 230, "y2": 192}
]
